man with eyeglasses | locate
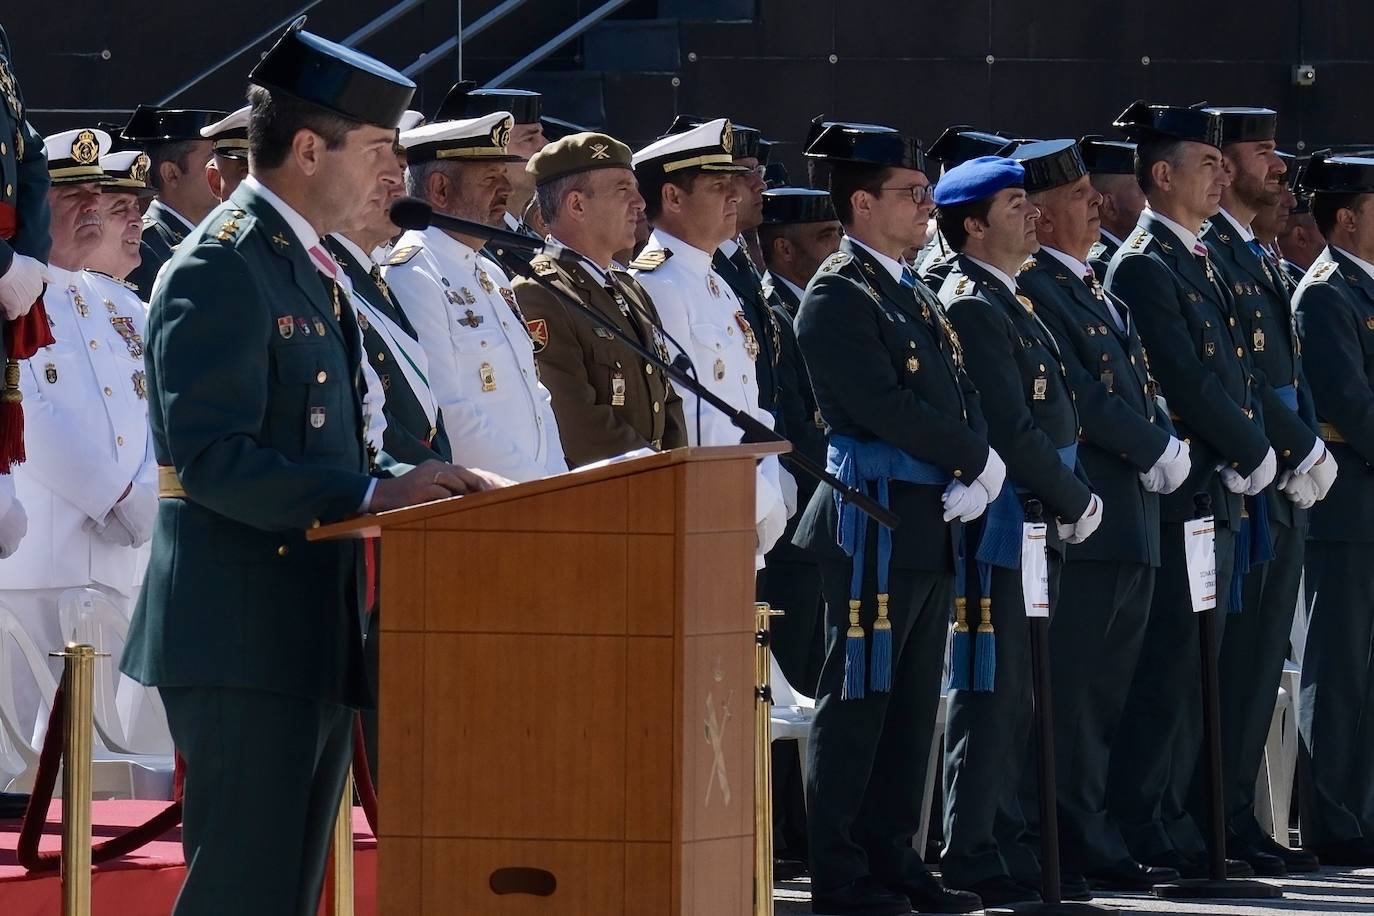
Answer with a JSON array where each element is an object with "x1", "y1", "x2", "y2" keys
[{"x1": 794, "y1": 122, "x2": 991, "y2": 916}]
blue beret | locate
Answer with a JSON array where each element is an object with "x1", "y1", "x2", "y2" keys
[{"x1": 933, "y1": 155, "x2": 1025, "y2": 207}]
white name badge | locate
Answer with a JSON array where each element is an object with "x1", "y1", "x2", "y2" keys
[
  {"x1": 1021, "y1": 522, "x2": 1050, "y2": 617},
  {"x1": 1183, "y1": 516, "x2": 1218, "y2": 613}
]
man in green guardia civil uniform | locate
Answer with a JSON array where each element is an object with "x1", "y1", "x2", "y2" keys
[{"x1": 119, "y1": 20, "x2": 489, "y2": 914}]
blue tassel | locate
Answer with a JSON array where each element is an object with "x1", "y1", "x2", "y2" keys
[
  {"x1": 948, "y1": 597, "x2": 972, "y2": 690},
  {"x1": 1231, "y1": 515, "x2": 1250, "y2": 615},
  {"x1": 842, "y1": 600, "x2": 866, "y2": 701},
  {"x1": 870, "y1": 593, "x2": 893, "y2": 693},
  {"x1": 973, "y1": 596, "x2": 996, "y2": 692}
]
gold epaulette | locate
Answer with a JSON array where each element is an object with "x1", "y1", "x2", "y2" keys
[
  {"x1": 387, "y1": 245, "x2": 421, "y2": 265},
  {"x1": 1018, "y1": 256, "x2": 1037, "y2": 273},
  {"x1": 628, "y1": 248, "x2": 672, "y2": 271},
  {"x1": 531, "y1": 256, "x2": 559, "y2": 277}
]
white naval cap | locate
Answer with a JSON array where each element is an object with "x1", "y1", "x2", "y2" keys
[
  {"x1": 200, "y1": 105, "x2": 250, "y2": 159},
  {"x1": 99, "y1": 149, "x2": 155, "y2": 195},
  {"x1": 45, "y1": 128, "x2": 112, "y2": 185},
  {"x1": 632, "y1": 117, "x2": 748, "y2": 180},
  {"x1": 400, "y1": 111, "x2": 523, "y2": 164},
  {"x1": 396, "y1": 109, "x2": 426, "y2": 133}
]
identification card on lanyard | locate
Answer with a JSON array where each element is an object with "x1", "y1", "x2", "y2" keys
[
  {"x1": 1021, "y1": 522, "x2": 1050, "y2": 617},
  {"x1": 1183, "y1": 515, "x2": 1218, "y2": 613}
]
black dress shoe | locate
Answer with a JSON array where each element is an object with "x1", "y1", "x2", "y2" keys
[
  {"x1": 1177, "y1": 855, "x2": 1255, "y2": 879},
  {"x1": 1137, "y1": 850, "x2": 1195, "y2": 873},
  {"x1": 950, "y1": 875, "x2": 1040, "y2": 907},
  {"x1": 0, "y1": 792, "x2": 30, "y2": 819},
  {"x1": 887, "y1": 870, "x2": 982, "y2": 914},
  {"x1": 812, "y1": 877, "x2": 914, "y2": 915},
  {"x1": 1059, "y1": 873, "x2": 1092, "y2": 901},
  {"x1": 776, "y1": 857, "x2": 809, "y2": 881},
  {"x1": 1245, "y1": 832, "x2": 1320, "y2": 873},
  {"x1": 1086, "y1": 857, "x2": 1180, "y2": 891},
  {"x1": 1226, "y1": 838, "x2": 1288, "y2": 877},
  {"x1": 1308, "y1": 838, "x2": 1374, "y2": 867}
]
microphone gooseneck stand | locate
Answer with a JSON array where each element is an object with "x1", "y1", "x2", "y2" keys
[{"x1": 388, "y1": 197, "x2": 898, "y2": 530}]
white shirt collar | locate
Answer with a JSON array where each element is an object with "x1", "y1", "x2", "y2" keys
[
  {"x1": 775, "y1": 274, "x2": 806, "y2": 301},
  {"x1": 1100, "y1": 227, "x2": 1125, "y2": 248},
  {"x1": 1334, "y1": 246, "x2": 1374, "y2": 285},
  {"x1": 502, "y1": 211, "x2": 520, "y2": 232},
  {"x1": 1216, "y1": 207, "x2": 1255, "y2": 243},
  {"x1": 647, "y1": 227, "x2": 714, "y2": 274},
  {"x1": 847, "y1": 237, "x2": 905, "y2": 285},
  {"x1": 964, "y1": 254, "x2": 1018, "y2": 295},
  {"x1": 548, "y1": 234, "x2": 611, "y2": 286},
  {"x1": 244, "y1": 175, "x2": 321, "y2": 252},
  {"x1": 158, "y1": 200, "x2": 196, "y2": 232},
  {"x1": 1039, "y1": 245, "x2": 1093, "y2": 280},
  {"x1": 1145, "y1": 207, "x2": 1203, "y2": 253},
  {"x1": 719, "y1": 237, "x2": 741, "y2": 259},
  {"x1": 329, "y1": 234, "x2": 377, "y2": 270},
  {"x1": 422, "y1": 223, "x2": 479, "y2": 264}
]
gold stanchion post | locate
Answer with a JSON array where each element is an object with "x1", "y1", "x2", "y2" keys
[
  {"x1": 754, "y1": 603, "x2": 784, "y2": 916},
  {"x1": 332, "y1": 766, "x2": 355, "y2": 916},
  {"x1": 55, "y1": 643, "x2": 100, "y2": 916}
]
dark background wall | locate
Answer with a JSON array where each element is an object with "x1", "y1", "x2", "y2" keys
[{"x1": 6, "y1": 0, "x2": 1372, "y2": 178}]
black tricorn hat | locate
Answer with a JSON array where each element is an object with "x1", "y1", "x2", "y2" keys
[
  {"x1": 927, "y1": 125, "x2": 1016, "y2": 166},
  {"x1": 805, "y1": 123, "x2": 927, "y2": 173},
  {"x1": 1112, "y1": 101, "x2": 1223, "y2": 148},
  {"x1": 1300, "y1": 150, "x2": 1374, "y2": 195},
  {"x1": 762, "y1": 187, "x2": 839, "y2": 225},
  {"x1": 1079, "y1": 134, "x2": 1136, "y2": 175},
  {"x1": 120, "y1": 107, "x2": 226, "y2": 144},
  {"x1": 436, "y1": 80, "x2": 542, "y2": 124},
  {"x1": 1007, "y1": 139, "x2": 1089, "y2": 194},
  {"x1": 1205, "y1": 106, "x2": 1278, "y2": 145},
  {"x1": 249, "y1": 17, "x2": 415, "y2": 129}
]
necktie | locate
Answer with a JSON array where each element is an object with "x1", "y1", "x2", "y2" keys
[{"x1": 900, "y1": 265, "x2": 919, "y2": 289}]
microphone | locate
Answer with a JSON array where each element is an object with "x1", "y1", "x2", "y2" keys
[{"x1": 389, "y1": 197, "x2": 577, "y2": 261}]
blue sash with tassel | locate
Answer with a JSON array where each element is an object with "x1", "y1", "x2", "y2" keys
[{"x1": 1230, "y1": 386, "x2": 1290, "y2": 613}]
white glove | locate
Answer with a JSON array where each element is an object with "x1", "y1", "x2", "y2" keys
[
  {"x1": 1066, "y1": 493, "x2": 1104, "y2": 544},
  {"x1": 975, "y1": 447, "x2": 1007, "y2": 501},
  {"x1": 1140, "y1": 436, "x2": 1189, "y2": 494},
  {"x1": 779, "y1": 466, "x2": 798, "y2": 519},
  {"x1": 87, "y1": 512, "x2": 137, "y2": 547},
  {"x1": 1220, "y1": 467, "x2": 1249, "y2": 494},
  {"x1": 112, "y1": 482, "x2": 157, "y2": 547},
  {"x1": 0, "y1": 254, "x2": 48, "y2": 320},
  {"x1": 1161, "y1": 438, "x2": 1192, "y2": 494},
  {"x1": 0, "y1": 496, "x2": 27, "y2": 559},
  {"x1": 1280, "y1": 471, "x2": 1320, "y2": 509},
  {"x1": 1244, "y1": 447, "x2": 1278, "y2": 496},
  {"x1": 1307, "y1": 448, "x2": 1338, "y2": 500},
  {"x1": 942, "y1": 479, "x2": 990, "y2": 522}
]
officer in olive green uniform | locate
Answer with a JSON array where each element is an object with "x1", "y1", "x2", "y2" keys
[
  {"x1": 121, "y1": 106, "x2": 226, "y2": 294},
  {"x1": 119, "y1": 22, "x2": 469, "y2": 914},
  {"x1": 935, "y1": 156, "x2": 1102, "y2": 905},
  {"x1": 1104, "y1": 102, "x2": 1276, "y2": 875},
  {"x1": 796, "y1": 123, "x2": 989, "y2": 916},
  {"x1": 1012, "y1": 139, "x2": 1185, "y2": 891},
  {"x1": 510, "y1": 131, "x2": 686, "y2": 466},
  {"x1": 1294, "y1": 152, "x2": 1374, "y2": 867},
  {"x1": 1201, "y1": 107, "x2": 1330, "y2": 875}
]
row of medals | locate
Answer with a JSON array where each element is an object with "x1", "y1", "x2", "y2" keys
[{"x1": 51, "y1": 286, "x2": 147, "y2": 398}]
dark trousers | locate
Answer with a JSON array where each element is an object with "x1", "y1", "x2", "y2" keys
[
  {"x1": 1210, "y1": 520, "x2": 1304, "y2": 843},
  {"x1": 806, "y1": 557, "x2": 950, "y2": 893},
  {"x1": 1048, "y1": 560, "x2": 1155, "y2": 872},
  {"x1": 941, "y1": 557, "x2": 1062, "y2": 888},
  {"x1": 1108, "y1": 522, "x2": 1236, "y2": 861},
  {"x1": 161, "y1": 686, "x2": 354, "y2": 916},
  {"x1": 1299, "y1": 540, "x2": 1374, "y2": 846},
  {"x1": 759, "y1": 557, "x2": 824, "y2": 859}
]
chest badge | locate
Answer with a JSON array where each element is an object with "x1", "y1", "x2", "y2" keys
[
  {"x1": 44, "y1": 363, "x2": 57, "y2": 384},
  {"x1": 1366, "y1": 316, "x2": 1374, "y2": 331},
  {"x1": 459, "y1": 309, "x2": 485, "y2": 328},
  {"x1": 707, "y1": 274, "x2": 721, "y2": 298},
  {"x1": 476, "y1": 267, "x2": 495, "y2": 293},
  {"x1": 1253, "y1": 327, "x2": 1266, "y2": 352},
  {"x1": 310, "y1": 407, "x2": 326, "y2": 429},
  {"x1": 296, "y1": 316, "x2": 312, "y2": 337},
  {"x1": 447, "y1": 287, "x2": 477, "y2": 307},
  {"x1": 132, "y1": 369, "x2": 148, "y2": 400},
  {"x1": 1033, "y1": 376, "x2": 1048, "y2": 400},
  {"x1": 906, "y1": 356, "x2": 920, "y2": 373},
  {"x1": 1205, "y1": 341, "x2": 1217, "y2": 356},
  {"x1": 103, "y1": 298, "x2": 117, "y2": 315},
  {"x1": 278, "y1": 316, "x2": 294, "y2": 339},
  {"x1": 713, "y1": 358, "x2": 726, "y2": 381},
  {"x1": 734, "y1": 311, "x2": 760, "y2": 361},
  {"x1": 314, "y1": 317, "x2": 327, "y2": 336},
  {"x1": 356, "y1": 310, "x2": 370, "y2": 331},
  {"x1": 611, "y1": 371, "x2": 626, "y2": 407},
  {"x1": 479, "y1": 361, "x2": 497, "y2": 392},
  {"x1": 72, "y1": 289, "x2": 89, "y2": 317}
]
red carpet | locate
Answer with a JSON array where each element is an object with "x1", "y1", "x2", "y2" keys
[{"x1": 0, "y1": 801, "x2": 377, "y2": 915}]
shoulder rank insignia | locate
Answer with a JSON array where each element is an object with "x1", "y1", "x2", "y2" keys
[
  {"x1": 819, "y1": 251, "x2": 852, "y2": 273},
  {"x1": 387, "y1": 245, "x2": 420, "y2": 265},
  {"x1": 1018, "y1": 256, "x2": 1037, "y2": 273},
  {"x1": 628, "y1": 248, "x2": 672, "y2": 271},
  {"x1": 955, "y1": 277, "x2": 972, "y2": 296},
  {"x1": 532, "y1": 258, "x2": 559, "y2": 277},
  {"x1": 1313, "y1": 261, "x2": 1336, "y2": 280},
  {"x1": 215, "y1": 217, "x2": 241, "y2": 242}
]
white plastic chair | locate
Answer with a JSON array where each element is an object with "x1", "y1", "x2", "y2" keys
[
  {"x1": 57, "y1": 588, "x2": 173, "y2": 756},
  {"x1": 0, "y1": 600, "x2": 173, "y2": 800},
  {"x1": 769, "y1": 653, "x2": 815, "y2": 793},
  {"x1": 1256, "y1": 662, "x2": 1302, "y2": 845}
]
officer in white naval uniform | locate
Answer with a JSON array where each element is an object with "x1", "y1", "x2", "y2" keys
[
  {"x1": 0, "y1": 130, "x2": 157, "y2": 747},
  {"x1": 629, "y1": 118, "x2": 790, "y2": 565},
  {"x1": 387, "y1": 112, "x2": 565, "y2": 483}
]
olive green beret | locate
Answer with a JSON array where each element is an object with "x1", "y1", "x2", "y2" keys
[{"x1": 527, "y1": 131, "x2": 633, "y2": 186}]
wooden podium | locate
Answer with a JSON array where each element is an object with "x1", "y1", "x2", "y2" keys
[{"x1": 312, "y1": 444, "x2": 785, "y2": 915}]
